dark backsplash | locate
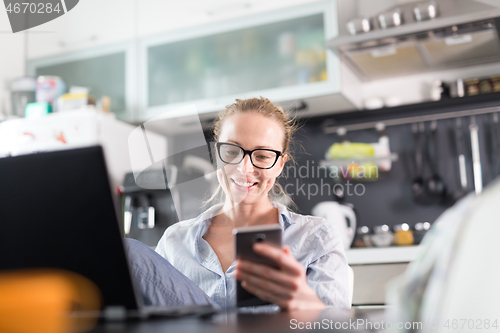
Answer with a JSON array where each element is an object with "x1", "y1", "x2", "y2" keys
[
  {"x1": 173, "y1": 93, "x2": 500, "y2": 229},
  {"x1": 281, "y1": 95, "x2": 500, "y2": 229}
]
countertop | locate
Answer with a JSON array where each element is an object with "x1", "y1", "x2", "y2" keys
[{"x1": 345, "y1": 245, "x2": 421, "y2": 265}]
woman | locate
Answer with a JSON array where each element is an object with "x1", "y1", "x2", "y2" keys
[{"x1": 126, "y1": 97, "x2": 349, "y2": 311}]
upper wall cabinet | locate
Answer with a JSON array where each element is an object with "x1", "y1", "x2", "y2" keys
[
  {"x1": 25, "y1": 0, "x2": 344, "y2": 122},
  {"x1": 136, "y1": 0, "x2": 330, "y2": 38},
  {"x1": 139, "y1": 0, "x2": 340, "y2": 120},
  {"x1": 27, "y1": 0, "x2": 135, "y2": 60},
  {"x1": 27, "y1": 42, "x2": 137, "y2": 122}
]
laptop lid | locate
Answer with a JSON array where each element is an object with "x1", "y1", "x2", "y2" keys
[{"x1": 0, "y1": 146, "x2": 142, "y2": 312}]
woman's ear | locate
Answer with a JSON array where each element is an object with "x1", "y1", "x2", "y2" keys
[
  {"x1": 280, "y1": 153, "x2": 288, "y2": 167},
  {"x1": 275, "y1": 153, "x2": 287, "y2": 176}
]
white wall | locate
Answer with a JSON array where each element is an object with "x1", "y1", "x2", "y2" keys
[{"x1": 0, "y1": 9, "x2": 25, "y2": 117}]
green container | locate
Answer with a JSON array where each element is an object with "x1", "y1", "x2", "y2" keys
[{"x1": 25, "y1": 102, "x2": 52, "y2": 118}]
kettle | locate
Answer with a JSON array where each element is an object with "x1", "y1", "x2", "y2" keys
[{"x1": 311, "y1": 201, "x2": 357, "y2": 249}]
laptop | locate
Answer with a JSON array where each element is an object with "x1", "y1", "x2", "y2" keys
[{"x1": 0, "y1": 145, "x2": 216, "y2": 319}]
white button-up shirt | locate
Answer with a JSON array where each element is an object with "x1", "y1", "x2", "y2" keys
[{"x1": 155, "y1": 202, "x2": 350, "y2": 311}]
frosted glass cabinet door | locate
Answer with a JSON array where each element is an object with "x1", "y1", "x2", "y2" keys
[
  {"x1": 28, "y1": 43, "x2": 136, "y2": 122},
  {"x1": 148, "y1": 14, "x2": 325, "y2": 105},
  {"x1": 142, "y1": 0, "x2": 339, "y2": 119}
]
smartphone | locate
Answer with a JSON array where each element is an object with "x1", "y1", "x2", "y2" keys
[{"x1": 233, "y1": 224, "x2": 282, "y2": 307}]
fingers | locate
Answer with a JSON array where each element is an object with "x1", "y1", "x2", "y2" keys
[
  {"x1": 252, "y1": 243, "x2": 303, "y2": 275},
  {"x1": 235, "y1": 253, "x2": 326, "y2": 311},
  {"x1": 237, "y1": 269, "x2": 294, "y2": 299},
  {"x1": 240, "y1": 280, "x2": 293, "y2": 308},
  {"x1": 236, "y1": 260, "x2": 298, "y2": 290},
  {"x1": 235, "y1": 244, "x2": 315, "y2": 310}
]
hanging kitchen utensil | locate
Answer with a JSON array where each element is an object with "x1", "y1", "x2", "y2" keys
[
  {"x1": 412, "y1": 122, "x2": 446, "y2": 205},
  {"x1": 469, "y1": 117, "x2": 483, "y2": 194},
  {"x1": 375, "y1": 122, "x2": 393, "y2": 172},
  {"x1": 451, "y1": 117, "x2": 469, "y2": 201},
  {"x1": 456, "y1": 118, "x2": 468, "y2": 191},
  {"x1": 424, "y1": 120, "x2": 447, "y2": 204},
  {"x1": 411, "y1": 123, "x2": 429, "y2": 205}
]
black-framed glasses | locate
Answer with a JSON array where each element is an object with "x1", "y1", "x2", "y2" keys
[{"x1": 216, "y1": 142, "x2": 282, "y2": 170}]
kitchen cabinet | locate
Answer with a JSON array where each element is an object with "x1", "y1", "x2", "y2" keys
[
  {"x1": 350, "y1": 263, "x2": 408, "y2": 305},
  {"x1": 25, "y1": 0, "x2": 355, "y2": 124},
  {"x1": 137, "y1": 0, "x2": 330, "y2": 38},
  {"x1": 27, "y1": 42, "x2": 137, "y2": 122},
  {"x1": 26, "y1": 0, "x2": 326, "y2": 60},
  {"x1": 138, "y1": 0, "x2": 345, "y2": 121},
  {"x1": 26, "y1": 0, "x2": 135, "y2": 59},
  {"x1": 346, "y1": 246, "x2": 420, "y2": 305},
  {"x1": 0, "y1": 19, "x2": 25, "y2": 118}
]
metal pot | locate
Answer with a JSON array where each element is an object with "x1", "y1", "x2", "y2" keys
[
  {"x1": 346, "y1": 17, "x2": 373, "y2": 35},
  {"x1": 378, "y1": 8, "x2": 404, "y2": 29},
  {"x1": 413, "y1": 2, "x2": 440, "y2": 22}
]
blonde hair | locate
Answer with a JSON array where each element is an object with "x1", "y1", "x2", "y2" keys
[{"x1": 208, "y1": 97, "x2": 298, "y2": 206}]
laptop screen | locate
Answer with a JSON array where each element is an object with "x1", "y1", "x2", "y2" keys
[{"x1": 0, "y1": 146, "x2": 140, "y2": 310}]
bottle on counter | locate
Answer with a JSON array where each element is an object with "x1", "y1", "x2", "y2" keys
[
  {"x1": 490, "y1": 75, "x2": 500, "y2": 93},
  {"x1": 392, "y1": 223, "x2": 414, "y2": 246},
  {"x1": 413, "y1": 222, "x2": 431, "y2": 244},
  {"x1": 353, "y1": 226, "x2": 372, "y2": 247}
]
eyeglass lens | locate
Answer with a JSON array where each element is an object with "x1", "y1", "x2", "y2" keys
[{"x1": 219, "y1": 144, "x2": 278, "y2": 169}]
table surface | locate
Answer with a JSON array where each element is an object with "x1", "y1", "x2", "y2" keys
[{"x1": 89, "y1": 307, "x2": 385, "y2": 333}]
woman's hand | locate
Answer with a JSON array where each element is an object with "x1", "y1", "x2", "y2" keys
[{"x1": 235, "y1": 243, "x2": 326, "y2": 311}]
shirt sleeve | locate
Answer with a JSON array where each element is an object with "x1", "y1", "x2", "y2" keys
[{"x1": 306, "y1": 223, "x2": 350, "y2": 309}]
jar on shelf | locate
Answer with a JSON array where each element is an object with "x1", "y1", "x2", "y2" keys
[
  {"x1": 413, "y1": 222, "x2": 431, "y2": 244},
  {"x1": 393, "y1": 223, "x2": 414, "y2": 246},
  {"x1": 353, "y1": 226, "x2": 372, "y2": 247},
  {"x1": 371, "y1": 224, "x2": 394, "y2": 247},
  {"x1": 491, "y1": 76, "x2": 500, "y2": 93},
  {"x1": 479, "y1": 78, "x2": 492, "y2": 94},
  {"x1": 465, "y1": 78, "x2": 479, "y2": 96}
]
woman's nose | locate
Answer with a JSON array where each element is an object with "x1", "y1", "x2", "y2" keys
[{"x1": 238, "y1": 155, "x2": 254, "y2": 174}]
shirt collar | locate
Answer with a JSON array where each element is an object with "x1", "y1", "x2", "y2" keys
[
  {"x1": 194, "y1": 202, "x2": 295, "y2": 239},
  {"x1": 272, "y1": 202, "x2": 294, "y2": 230},
  {"x1": 193, "y1": 204, "x2": 224, "y2": 265},
  {"x1": 192, "y1": 202, "x2": 295, "y2": 271}
]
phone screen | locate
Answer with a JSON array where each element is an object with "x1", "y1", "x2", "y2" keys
[{"x1": 233, "y1": 224, "x2": 282, "y2": 307}]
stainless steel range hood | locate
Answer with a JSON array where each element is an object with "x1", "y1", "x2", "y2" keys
[{"x1": 328, "y1": 0, "x2": 500, "y2": 80}]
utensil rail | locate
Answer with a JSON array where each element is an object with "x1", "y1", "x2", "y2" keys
[{"x1": 323, "y1": 106, "x2": 500, "y2": 134}]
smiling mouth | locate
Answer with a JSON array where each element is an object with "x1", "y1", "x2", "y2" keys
[{"x1": 231, "y1": 179, "x2": 258, "y2": 188}]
